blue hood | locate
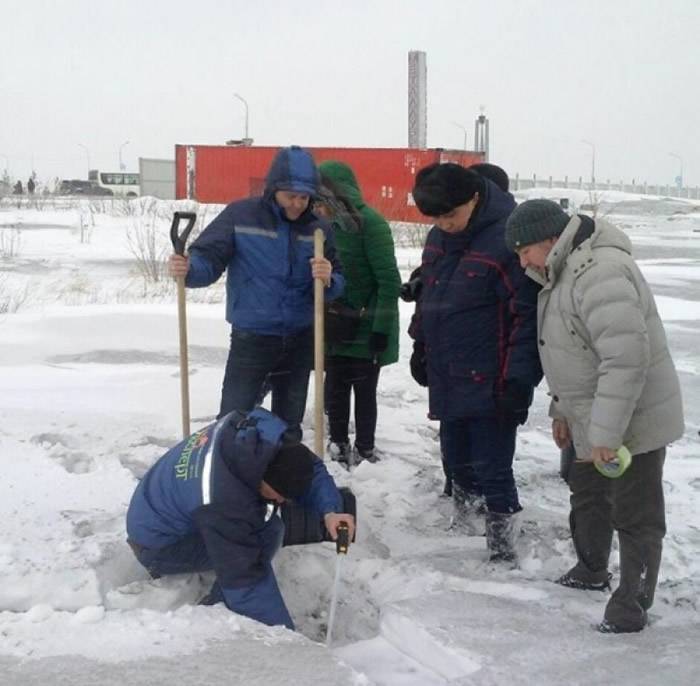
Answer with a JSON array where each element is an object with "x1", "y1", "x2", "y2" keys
[{"x1": 265, "y1": 146, "x2": 320, "y2": 196}]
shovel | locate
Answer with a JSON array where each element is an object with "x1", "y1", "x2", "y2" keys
[
  {"x1": 325, "y1": 521, "x2": 350, "y2": 647},
  {"x1": 170, "y1": 211, "x2": 197, "y2": 439},
  {"x1": 313, "y1": 228, "x2": 325, "y2": 458}
]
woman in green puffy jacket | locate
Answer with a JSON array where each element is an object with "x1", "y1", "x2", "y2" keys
[{"x1": 316, "y1": 161, "x2": 401, "y2": 466}]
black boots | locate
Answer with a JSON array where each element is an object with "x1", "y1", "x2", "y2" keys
[
  {"x1": 449, "y1": 484, "x2": 486, "y2": 534},
  {"x1": 485, "y1": 512, "x2": 518, "y2": 563},
  {"x1": 555, "y1": 568, "x2": 612, "y2": 591}
]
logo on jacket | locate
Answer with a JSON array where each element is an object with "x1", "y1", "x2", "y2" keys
[{"x1": 174, "y1": 429, "x2": 209, "y2": 480}]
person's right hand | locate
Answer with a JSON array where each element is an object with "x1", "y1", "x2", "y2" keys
[
  {"x1": 410, "y1": 342, "x2": 428, "y2": 387},
  {"x1": 169, "y1": 253, "x2": 190, "y2": 279},
  {"x1": 324, "y1": 513, "x2": 356, "y2": 543},
  {"x1": 552, "y1": 418, "x2": 571, "y2": 449}
]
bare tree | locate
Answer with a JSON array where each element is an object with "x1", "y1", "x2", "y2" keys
[
  {"x1": 0, "y1": 226, "x2": 22, "y2": 259},
  {"x1": 0, "y1": 275, "x2": 30, "y2": 313},
  {"x1": 126, "y1": 200, "x2": 171, "y2": 289}
]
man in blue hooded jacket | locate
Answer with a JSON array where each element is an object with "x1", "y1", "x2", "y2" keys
[
  {"x1": 409, "y1": 163, "x2": 542, "y2": 562},
  {"x1": 126, "y1": 407, "x2": 355, "y2": 630},
  {"x1": 169, "y1": 146, "x2": 345, "y2": 441}
]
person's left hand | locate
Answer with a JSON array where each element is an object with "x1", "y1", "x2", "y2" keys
[
  {"x1": 368, "y1": 332, "x2": 388, "y2": 355},
  {"x1": 588, "y1": 446, "x2": 617, "y2": 466},
  {"x1": 494, "y1": 379, "x2": 532, "y2": 413},
  {"x1": 310, "y1": 257, "x2": 332, "y2": 287},
  {"x1": 324, "y1": 512, "x2": 356, "y2": 542}
]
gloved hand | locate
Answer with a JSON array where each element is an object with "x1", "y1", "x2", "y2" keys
[
  {"x1": 368, "y1": 332, "x2": 388, "y2": 355},
  {"x1": 494, "y1": 379, "x2": 532, "y2": 423},
  {"x1": 400, "y1": 267, "x2": 423, "y2": 303},
  {"x1": 410, "y1": 342, "x2": 428, "y2": 387},
  {"x1": 400, "y1": 277, "x2": 423, "y2": 303}
]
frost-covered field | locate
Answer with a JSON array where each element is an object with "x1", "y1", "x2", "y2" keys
[{"x1": 1, "y1": 193, "x2": 698, "y2": 685}]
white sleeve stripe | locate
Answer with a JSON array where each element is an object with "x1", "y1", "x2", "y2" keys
[{"x1": 201, "y1": 418, "x2": 226, "y2": 506}]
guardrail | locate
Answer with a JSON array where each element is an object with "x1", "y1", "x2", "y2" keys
[{"x1": 510, "y1": 175, "x2": 700, "y2": 200}]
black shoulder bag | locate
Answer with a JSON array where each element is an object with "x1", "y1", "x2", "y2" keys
[{"x1": 325, "y1": 301, "x2": 366, "y2": 345}]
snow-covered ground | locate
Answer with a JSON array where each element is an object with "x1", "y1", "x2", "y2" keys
[{"x1": 1, "y1": 193, "x2": 698, "y2": 685}]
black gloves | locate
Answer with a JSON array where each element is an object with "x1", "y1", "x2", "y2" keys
[
  {"x1": 400, "y1": 267, "x2": 423, "y2": 303},
  {"x1": 400, "y1": 277, "x2": 423, "y2": 303},
  {"x1": 368, "y1": 332, "x2": 388, "y2": 355},
  {"x1": 410, "y1": 342, "x2": 428, "y2": 387},
  {"x1": 494, "y1": 379, "x2": 532, "y2": 424}
]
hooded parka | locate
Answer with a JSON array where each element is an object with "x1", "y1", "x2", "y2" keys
[{"x1": 318, "y1": 161, "x2": 401, "y2": 366}]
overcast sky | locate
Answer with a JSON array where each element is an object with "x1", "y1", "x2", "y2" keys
[{"x1": 2, "y1": 0, "x2": 698, "y2": 186}]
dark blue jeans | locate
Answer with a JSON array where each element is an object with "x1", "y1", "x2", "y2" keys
[
  {"x1": 440, "y1": 416, "x2": 521, "y2": 514},
  {"x1": 219, "y1": 327, "x2": 314, "y2": 442}
]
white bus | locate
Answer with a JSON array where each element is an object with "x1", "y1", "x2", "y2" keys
[{"x1": 88, "y1": 170, "x2": 140, "y2": 196}]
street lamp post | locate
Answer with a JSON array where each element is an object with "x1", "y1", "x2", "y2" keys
[
  {"x1": 77, "y1": 143, "x2": 91, "y2": 178},
  {"x1": 582, "y1": 139, "x2": 596, "y2": 188},
  {"x1": 119, "y1": 140, "x2": 130, "y2": 171},
  {"x1": 234, "y1": 93, "x2": 249, "y2": 141},
  {"x1": 451, "y1": 122, "x2": 468, "y2": 151},
  {"x1": 669, "y1": 152, "x2": 683, "y2": 193}
]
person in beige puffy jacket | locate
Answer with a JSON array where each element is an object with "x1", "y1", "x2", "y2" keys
[{"x1": 505, "y1": 199, "x2": 684, "y2": 634}]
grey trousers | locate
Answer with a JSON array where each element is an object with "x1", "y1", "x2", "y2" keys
[{"x1": 565, "y1": 447, "x2": 666, "y2": 630}]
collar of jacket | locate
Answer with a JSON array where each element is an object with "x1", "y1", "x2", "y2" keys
[
  {"x1": 475, "y1": 179, "x2": 516, "y2": 230},
  {"x1": 439, "y1": 179, "x2": 516, "y2": 246},
  {"x1": 546, "y1": 214, "x2": 633, "y2": 286},
  {"x1": 545, "y1": 214, "x2": 586, "y2": 282}
]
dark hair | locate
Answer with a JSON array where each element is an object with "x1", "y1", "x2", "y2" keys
[
  {"x1": 317, "y1": 174, "x2": 363, "y2": 231},
  {"x1": 412, "y1": 163, "x2": 485, "y2": 217},
  {"x1": 468, "y1": 163, "x2": 510, "y2": 192}
]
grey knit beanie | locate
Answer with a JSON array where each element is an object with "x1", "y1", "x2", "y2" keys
[{"x1": 505, "y1": 199, "x2": 570, "y2": 251}]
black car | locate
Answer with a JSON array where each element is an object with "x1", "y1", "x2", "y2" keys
[{"x1": 58, "y1": 179, "x2": 114, "y2": 196}]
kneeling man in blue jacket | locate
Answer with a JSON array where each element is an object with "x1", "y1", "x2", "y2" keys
[{"x1": 126, "y1": 407, "x2": 355, "y2": 630}]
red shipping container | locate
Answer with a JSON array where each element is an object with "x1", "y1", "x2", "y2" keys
[{"x1": 175, "y1": 145, "x2": 484, "y2": 223}]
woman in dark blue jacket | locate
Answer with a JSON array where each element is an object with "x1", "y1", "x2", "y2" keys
[
  {"x1": 409, "y1": 164, "x2": 541, "y2": 562},
  {"x1": 126, "y1": 407, "x2": 354, "y2": 630}
]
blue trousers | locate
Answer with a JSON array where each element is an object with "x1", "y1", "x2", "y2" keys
[
  {"x1": 440, "y1": 416, "x2": 521, "y2": 514},
  {"x1": 132, "y1": 515, "x2": 284, "y2": 580},
  {"x1": 219, "y1": 327, "x2": 313, "y2": 442},
  {"x1": 130, "y1": 515, "x2": 292, "y2": 627}
]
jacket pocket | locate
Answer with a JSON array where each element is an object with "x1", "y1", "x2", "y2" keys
[
  {"x1": 447, "y1": 363, "x2": 493, "y2": 384},
  {"x1": 454, "y1": 261, "x2": 496, "y2": 305},
  {"x1": 564, "y1": 317, "x2": 598, "y2": 361},
  {"x1": 458, "y1": 260, "x2": 490, "y2": 279}
]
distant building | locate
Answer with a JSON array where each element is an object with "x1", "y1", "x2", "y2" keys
[{"x1": 139, "y1": 158, "x2": 175, "y2": 199}]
